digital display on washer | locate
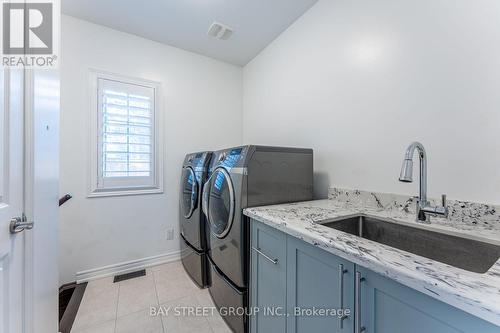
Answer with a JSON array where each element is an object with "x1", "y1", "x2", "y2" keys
[
  {"x1": 230, "y1": 148, "x2": 242, "y2": 156},
  {"x1": 222, "y1": 148, "x2": 242, "y2": 168},
  {"x1": 214, "y1": 148, "x2": 243, "y2": 190}
]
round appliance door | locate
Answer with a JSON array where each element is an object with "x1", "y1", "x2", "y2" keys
[
  {"x1": 180, "y1": 167, "x2": 198, "y2": 218},
  {"x1": 207, "y1": 167, "x2": 235, "y2": 238}
]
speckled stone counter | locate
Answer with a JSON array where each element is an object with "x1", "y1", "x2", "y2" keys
[{"x1": 243, "y1": 188, "x2": 500, "y2": 326}]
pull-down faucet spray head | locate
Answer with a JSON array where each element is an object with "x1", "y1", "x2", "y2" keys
[
  {"x1": 399, "y1": 159, "x2": 414, "y2": 183},
  {"x1": 399, "y1": 142, "x2": 425, "y2": 184}
]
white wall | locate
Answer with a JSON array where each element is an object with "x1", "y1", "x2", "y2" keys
[
  {"x1": 61, "y1": 1, "x2": 500, "y2": 282},
  {"x1": 60, "y1": 16, "x2": 242, "y2": 284},
  {"x1": 243, "y1": 0, "x2": 500, "y2": 204}
]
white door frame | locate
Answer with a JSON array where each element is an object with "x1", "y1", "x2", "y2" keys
[{"x1": 24, "y1": 68, "x2": 60, "y2": 333}]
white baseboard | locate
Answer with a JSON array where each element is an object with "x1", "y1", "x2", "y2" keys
[{"x1": 75, "y1": 250, "x2": 181, "y2": 284}]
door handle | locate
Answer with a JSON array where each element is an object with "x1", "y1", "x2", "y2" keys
[
  {"x1": 338, "y1": 264, "x2": 348, "y2": 329},
  {"x1": 59, "y1": 194, "x2": 72, "y2": 206},
  {"x1": 252, "y1": 247, "x2": 278, "y2": 265},
  {"x1": 10, "y1": 215, "x2": 34, "y2": 234},
  {"x1": 355, "y1": 272, "x2": 366, "y2": 333}
]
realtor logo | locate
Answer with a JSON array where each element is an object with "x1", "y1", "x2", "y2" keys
[
  {"x1": 1, "y1": 0, "x2": 59, "y2": 68},
  {"x1": 3, "y1": 3, "x2": 53, "y2": 54}
]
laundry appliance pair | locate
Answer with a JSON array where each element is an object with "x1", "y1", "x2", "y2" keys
[{"x1": 180, "y1": 146, "x2": 313, "y2": 332}]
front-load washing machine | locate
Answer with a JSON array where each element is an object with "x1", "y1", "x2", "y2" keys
[
  {"x1": 202, "y1": 145, "x2": 313, "y2": 332},
  {"x1": 179, "y1": 151, "x2": 212, "y2": 288}
]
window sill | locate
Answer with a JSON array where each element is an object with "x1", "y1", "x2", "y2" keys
[{"x1": 87, "y1": 186, "x2": 164, "y2": 198}]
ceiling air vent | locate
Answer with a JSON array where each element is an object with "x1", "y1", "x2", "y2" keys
[{"x1": 207, "y1": 22, "x2": 233, "y2": 40}]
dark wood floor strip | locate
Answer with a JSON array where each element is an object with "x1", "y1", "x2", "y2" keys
[{"x1": 59, "y1": 282, "x2": 87, "y2": 333}]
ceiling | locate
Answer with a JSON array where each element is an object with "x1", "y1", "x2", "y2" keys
[{"x1": 62, "y1": 0, "x2": 318, "y2": 66}]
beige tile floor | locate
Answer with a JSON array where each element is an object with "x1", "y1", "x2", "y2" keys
[{"x1": 71, "y1": 261, "x2": 232, "y2": 333}]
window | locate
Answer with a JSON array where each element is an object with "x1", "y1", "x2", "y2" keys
[{"x1": 89, "y1": 70, "x2": 163, "y2": 197}]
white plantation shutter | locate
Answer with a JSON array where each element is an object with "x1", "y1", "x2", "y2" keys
[{"x1": 96, "y1": 78, "x2": 156, "y2": 190}]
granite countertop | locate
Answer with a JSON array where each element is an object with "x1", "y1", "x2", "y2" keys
[{"x1": 243, "y1": 188, "x2": 500, "y2": 326}]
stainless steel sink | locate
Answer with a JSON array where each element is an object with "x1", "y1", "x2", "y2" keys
[{"x1": 321, "y1": 215, "x2": 500, "y2": 273}]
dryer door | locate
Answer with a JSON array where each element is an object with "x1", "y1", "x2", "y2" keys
[
  {"x1": 207, "y1": 167, "x2": 235, "y2": 239},
  {"x1": 180, "y1": 166, "x2": 198, "y2": 219}
]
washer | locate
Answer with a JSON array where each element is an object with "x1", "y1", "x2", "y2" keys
[
  {"x1": 179, "y1": 151, "x2": 212, "y2": 288},
  {"x1": 202, "y1": 145, "x2": 313, "y2": 332}
]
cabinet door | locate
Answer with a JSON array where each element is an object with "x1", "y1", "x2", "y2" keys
[
  {"x1": 356, "y1": 266, "x2": 499, "y2": 333},
  {"x1": 250, "y1": 221, "x2": 287, "y2": 333},
  {"x1": 287, "y1": 236, "x2": 355, "y2": 333}
]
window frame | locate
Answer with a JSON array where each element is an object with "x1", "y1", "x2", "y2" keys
[{"x1": 88, "y1": 69, "x2": 163, "y2": 197}]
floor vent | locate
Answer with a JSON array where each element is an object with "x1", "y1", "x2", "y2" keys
[{"x1": 113, "y1": 269, "x2": 146, "y2": 283}]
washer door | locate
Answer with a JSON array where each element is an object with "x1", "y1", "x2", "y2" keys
[
  {"x1": 180, "y1": 167, "x2": 198, "y2": 218},
  {"x1": 207, "y1": 167, "x2": 235, "y2": 238}
]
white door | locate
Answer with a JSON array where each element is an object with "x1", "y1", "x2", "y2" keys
[
  {"x1": 0, "y1": 69, "x2": 26, "y2": 333},
  {"x1": 0, "y1": 67, "x2": 60, "y2": 333}
]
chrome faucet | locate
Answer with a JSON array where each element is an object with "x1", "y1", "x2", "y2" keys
[{"x1": 399, "y1": 142, "x2": 448, "y2": 223}]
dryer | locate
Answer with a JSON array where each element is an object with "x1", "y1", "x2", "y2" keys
[
  {"x1": 179, "y1": 151, "x2": 212, "y2": 288},
  {"x1": 202, "y1": 146, "x2": 313, "y2": 332}
]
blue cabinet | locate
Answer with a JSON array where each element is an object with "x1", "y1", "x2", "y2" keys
[
  {"x1": 286, "y1": 236, "x2": 355, "y2": 333},
  {"x1": 250, "y1": 219, "x2": 500, "y2": 333},
  {"x1": 356, "y1": 266, "x2": 499, "y2": 333},
  {"x1": 250, "y1": 222, "x2": 287, "y2": 333}
]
